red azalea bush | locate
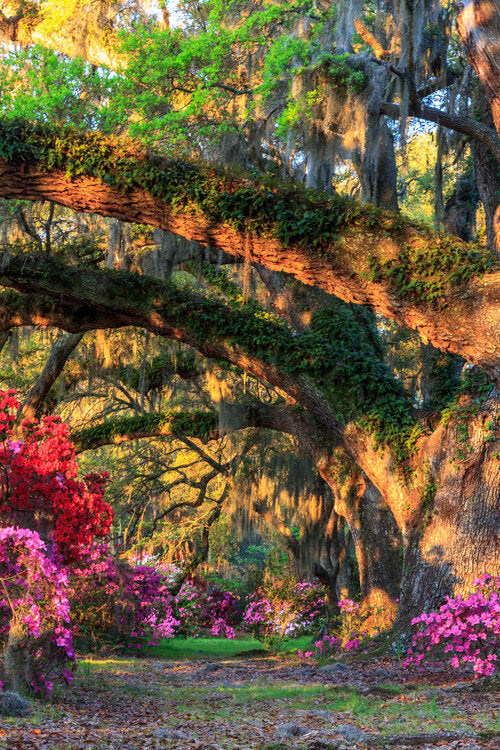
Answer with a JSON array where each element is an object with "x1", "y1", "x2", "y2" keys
[
  {"x1": 405, "y1": 574, "x2": 500, "y2": 677},
  {"x1": 0, "y1": 527, "x2": 75, "y2": 696},
  {"x1": 0, "y1": 390, "x2": 113, "y2": 561}
]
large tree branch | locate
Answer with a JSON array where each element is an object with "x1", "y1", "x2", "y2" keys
[
  {"x1": 0, "y1": 255, "x2": 351, "y2": 439},
  {"x1": 0, "y1": 123, "x2": 498, "y2": 382},
  {"x1": 71, "y1": 401, "x2": 319, "y2": 453},
  {"x1": 0, "y1": 284, "x2": 433, "y2": 535},
  {"x1": 380, "y1": 101, "x2": 500, "y2": 161},
  {"x1": 14, "y1": 331, "x2": 84, "y2": 428}
]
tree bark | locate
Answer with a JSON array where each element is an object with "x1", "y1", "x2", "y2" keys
[
  {"x1": 396, "y1": 396, "x2": 500, "y2": 631},
  {"x1": 472, "y1": 86, "x2": 500, "y2": 256},
  {"x1": 456, "y1": 0, "x2": 500, "y2": 134},
  {"x1": 317, "y1": 457, "x2": 402, "y2": 610},
  {"x1": 0, "y1": 160, "x2": 499, "y2": 384}
]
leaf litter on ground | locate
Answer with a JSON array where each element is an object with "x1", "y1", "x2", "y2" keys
[{"x1": 1, "y1": 653, "x2": 498, "y2": 749}]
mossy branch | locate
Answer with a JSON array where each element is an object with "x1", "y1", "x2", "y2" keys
[
  {"x1": 72, "y1": 410, "x2": 220, "y2": 452},
  {"x1": 0, "y1": 119, "x2": 499, "y2": 385}
]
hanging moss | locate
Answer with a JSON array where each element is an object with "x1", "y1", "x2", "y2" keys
[{"x1": 116, "y1": 350, "x2": 199, "y2": 392}]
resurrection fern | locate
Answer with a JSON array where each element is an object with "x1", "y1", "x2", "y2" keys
[
  {"x1": 0, "y1": 118, "x2": 496, "y2": 307},
  {"x1": 73, "y1": 410, "x2": 219, "y2": 450}
]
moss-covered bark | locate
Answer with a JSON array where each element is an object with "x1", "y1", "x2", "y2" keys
[{"x1": 0, "y1": 120, "x2": 499, "y2": 384}]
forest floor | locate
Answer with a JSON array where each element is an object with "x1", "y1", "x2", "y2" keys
[{"x1": 1, "y1": 648, "x2": 499, "y2": 750}]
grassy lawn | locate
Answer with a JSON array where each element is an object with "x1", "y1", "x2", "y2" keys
[
  {"x1": 143, "y1": 636, "x2": 263, "y2": 659},
  {"x1": 143, "y1": 634, "x2": 313, "y2": 659}
]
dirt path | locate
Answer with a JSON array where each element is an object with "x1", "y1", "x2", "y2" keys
[{"x1": 1, "y1": 655, "x2": 499, "y2": 749}]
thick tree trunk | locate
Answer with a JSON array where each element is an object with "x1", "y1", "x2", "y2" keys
[
  {"x1": 472, "y1": 87, "x2": 500, "y2": 256},
  {"x1": 3, "y1": 623, "x2": 26, "y2": 694},
  {"x1": 396, "y1": 396, "x2": 500, "y2": 631},
  {"x1": 457, "y1": 0, "x2": 500, "y2": 134},
  {"x1": 317, "y1": 457, "x2": 402, "y2": 610}
]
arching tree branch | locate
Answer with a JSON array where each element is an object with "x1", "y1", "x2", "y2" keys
[
  {"x1": 15, "y1": 331, "x2": 84, "y2": 427},
  {"x1": 0, "y1": 122, "x2": 498, "y2": 381}
]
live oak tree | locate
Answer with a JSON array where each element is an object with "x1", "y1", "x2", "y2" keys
[{"x1": 0, "y1": 0, "x2": 498, "y2": 629}]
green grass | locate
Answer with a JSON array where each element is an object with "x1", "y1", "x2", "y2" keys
[
  {"x1": 143, "y1": 636, "x2": 265, "y2": 659},
  {"x1": 143, "y1": 634, "x2": 316, "y2": 659}
]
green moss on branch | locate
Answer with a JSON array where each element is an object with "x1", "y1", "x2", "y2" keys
[
  {"x1": 72, "y1": 409, "x2": 219, "y2": 450},
  {"x1": 1, "y1": 117, "x2": 497, "y2": 307}
]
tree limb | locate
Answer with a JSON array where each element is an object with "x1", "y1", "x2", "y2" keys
[
  {"x1": 15, "y1": 331, "x2": 84, "y2": 428},
  {"x1": 0, "y1": 128, "x2": 498, "y2": 384},
  {"x1": 380, "y1": 101, "x2": 500, "y2": 161}
]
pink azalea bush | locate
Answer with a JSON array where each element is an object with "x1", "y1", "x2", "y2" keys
[
  {"x1": 173, "y1": 575, "x2": 239, "y2": 639},
  {"x1": 404, "y1": 574, "x2": 500, "y2": 677},
  {"x1": 0, "y1": 527, "x2": 75, "y2": 696},
  {"x1": 69, "y1": 543, "x2": 179, "y2": 651},
  {"x1": 244, "y1": 577, "x2": 325, "y2": 650},
  {"x1": 70, "y1": 550, "x2": 239, "y2": 650}
]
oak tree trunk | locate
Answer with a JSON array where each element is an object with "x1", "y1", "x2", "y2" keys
[{"x1": 396, "y1": 397, "x2": 500, "y2": 631}]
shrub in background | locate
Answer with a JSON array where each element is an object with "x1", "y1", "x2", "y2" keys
[
  {"x1": 69, "y1": 544, "x2": 179, "y2": 652},
  {"x1": 243, "y1": 576, "x2": 324, "y2": 651},
  {"x1": 172, "y1": 575, "x2": 239, "y2": 639}
]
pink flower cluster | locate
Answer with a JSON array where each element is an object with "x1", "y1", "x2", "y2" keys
[
  {"x1": 404, "y1": 574, "x2": 500, "y2": 677},
  {"x1": 69, "y1": 544, "x2": 179, "y2": 650},
  {"x1": 243, "y1": 577, "x2": 325, "y2": 648},
  {"x1": 0, "y1": 527, "x2": 75, "y2": 695},
  {"x1": 70, "y1": 550, "x2": 239, "y2": 649},
  {"x1": 298, "y1": 634, "x2": 341, "y2": 665},
  {"x1": 173, "y1": 576, "x2": 239, "y2": 639}
]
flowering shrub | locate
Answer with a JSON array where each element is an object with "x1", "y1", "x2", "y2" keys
[
  {"x1": 298, "y1": 634, "x2": 341, "y2": 665},
  {"x1": 0, "y1": 527, "x2": 75, "y2": 696},
  {"x1": 69, "y1": 544, "x2": 179, "y2": 651},
  {"x1": 243, "y1": 577, "x2": 324, "y2": 650},
  {"x1": 70, "y1": 551, "x2": 239, "y2": 650},
  {"x1": 173, "y1": 575, "x2": 239, "y2": 639},
  {"x1": 404, "y1": 574, "x2": 500, "y2": 677},
  {"x1": 0, "y1": 391, "x2": 113, "y2": 561}
]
